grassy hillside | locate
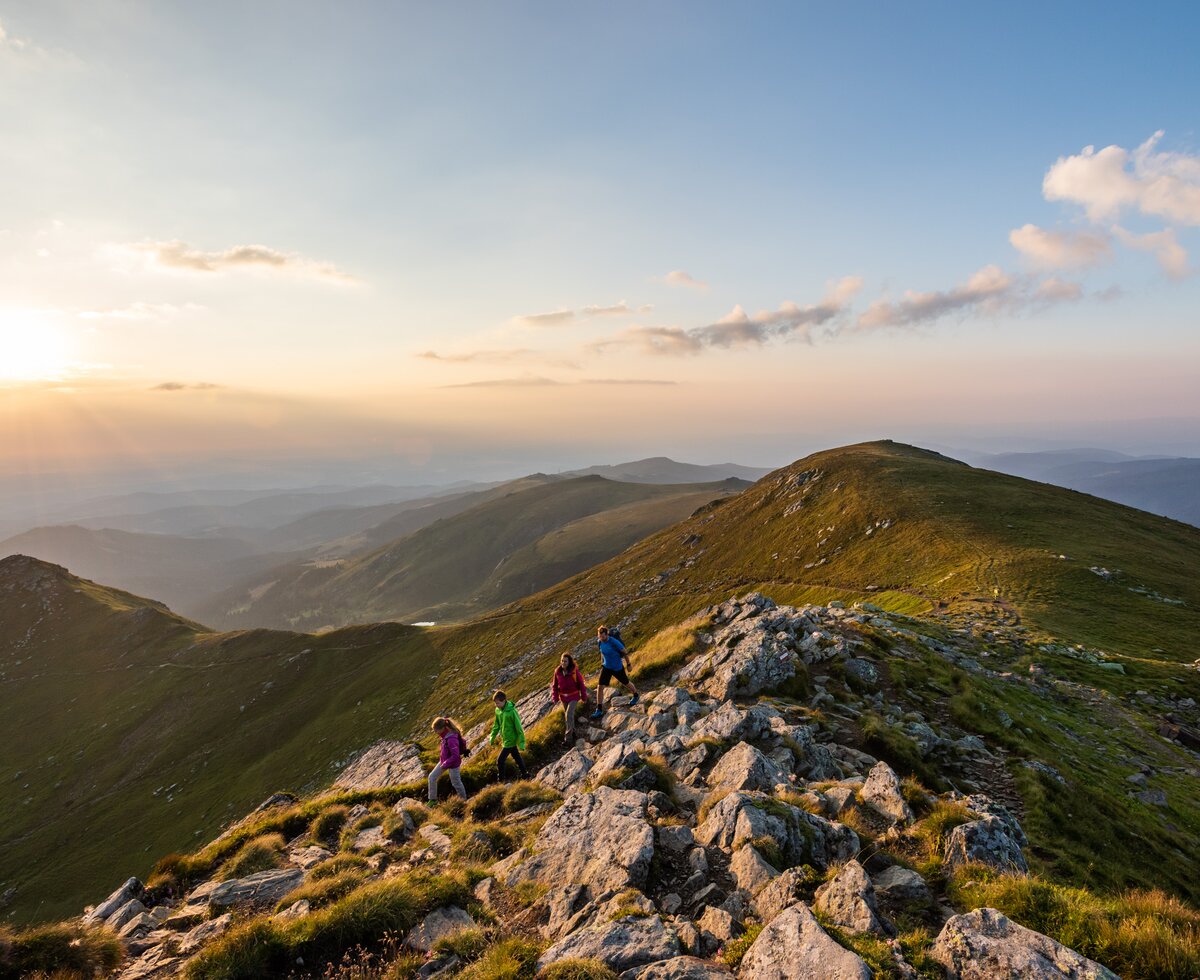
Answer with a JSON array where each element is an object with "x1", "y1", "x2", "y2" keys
[
  {"x1": 200, "y1": 476, "x2": 745, "y2": 630},
  {"x1": 3, "y1": 441, "x2": 1199, "y2": 927}
]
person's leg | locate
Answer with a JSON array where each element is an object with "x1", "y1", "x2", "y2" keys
[
  {"x1": 512, "y1": 747, "x2": 529, "y2": 778},
  {"x1": 428, "y1": 762, "x2": 444, "y2": 802},
  {"x1": 624, "y1": 674, "x2": 640, "y2": 705},
  {"x1": 565, "y1": 699, "x2": 577, "y2": 738},
  {"x1": 448, "y1": 767, "x2": 467, "y2": 800},
  {"x1": 593, "y1": 669, "x2": 611, "y2": 716},
  {"x1": 496, "y1": 746, "x2": 511, "y2": 781}
]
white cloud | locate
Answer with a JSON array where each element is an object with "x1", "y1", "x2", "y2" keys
[
  {"x1": 108, "y1": 240, "x2": 358, "y2": 283},
  {"x1": 1034, "y1": 278, "x2": 1084, "y2": 302},
  {"x1": 1009, "y1": 224, "x2": 1112, "y2": 269},
  {"x1": 513, "y1": 301, "x2": 651, "y2": 327},
  {"x1": 512, "y1": 309, "x2": 575, "y2": 327},
  {"x1": 1044, "y1": 132, "x2": 1200, "y2": 226},
  {"x1": 857, "y1": 265, "x2": 1017, "y2": 330},
  {"x1": 594, "y1": 276, "x2": 862, "y2": 356},
  {"x1": 1113, "y1": 226, "x2": 1190, "y2": 279},
  {"x1": 662, "y1": 270, "x2": 709, "y2": 290},
  {"x1": 78, "y1": 302, "x2": 204, "y2": 321}
]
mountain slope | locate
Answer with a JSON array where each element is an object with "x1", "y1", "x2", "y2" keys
[
  {"x1": 4, "y1": 441, "x2": 1199, "y2": 928},
  {"x1": 200, "y1": 476, "x2": 746, "y2": 630},
  {"x1": 560, "y1": 456, "x2": 771, "y2": 484}
]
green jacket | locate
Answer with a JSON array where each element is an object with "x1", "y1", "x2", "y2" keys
[{"x1": 489, "y1": 701, "x2": 526, "y2": 750}]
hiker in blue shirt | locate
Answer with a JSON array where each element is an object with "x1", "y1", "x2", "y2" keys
[{"x1": 591, "y1": 624, "x2": 640, "y2": 718}]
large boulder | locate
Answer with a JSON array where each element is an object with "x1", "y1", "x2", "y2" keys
[
  {"x1": 334, "y1": 740, "x2": 425, "y2": 790},
  {"x1": 729, "y1": 844, "x2": 779, "y2": 895},
  {"x1": 751, "y1": 868, "x2": 816, "y2": 925},
  {"x1": 860, "y1": 761, "x2": 914, "y2": 826},
  {"x1": 676, "y1": 617, "x2": 800, "y2": 701},
  {"x1": 537, "y1": 915, "x2": 682, "y2": 973},
  {"x1": 503, "y1": 787, "x2": 654, "y2": 895},
  {"x1": 873, "y1": 865, "x2": 932, "y2": 906},
  {"x1": 538, "y1": 748, "x2": 595, "y2": 794},
  {"x1": 962, "y1": 794, "x2": 1029, "y2": 848},
  {"x1": 696, "y1": 791, "x2": 858, "y2": 871},
  {"x1": 739, "y1": 903, "x2": 872, "y2": 979},
  {"x1": 943, "y1": 816, "x2": 1028, "y2": 874},
  {"x1": 931, "y1": 907, "x2": 1119, "y2": 979},
  {"x1": 706, "y1": 742, "x2": 780, "y2": 793},
  {"x1": 208, "y1": 868, "x2": 304, "y2": 913},
  {"x1": 619, "y1": 955, "x2": 733, "y2": 979},
  {"x1": 85, "y1": 877, "x2": 143, "y2": 923},
  {"x1": 813, "y1": 860, "x2": 893, "y2": 936}
]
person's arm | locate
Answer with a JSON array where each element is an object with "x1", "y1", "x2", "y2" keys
[
  {"x1": 489, "y1": 711, "x2": 501, "y2": 744},
  {"x1": 514, "y1": 709, "x2": 526, "y2": 751},
  {"x1": 578, "y1": 668, "x2": 588, "y2": 700},
  {"x1": 551, "y1": 671, "x2": 561, "y2": 703}
]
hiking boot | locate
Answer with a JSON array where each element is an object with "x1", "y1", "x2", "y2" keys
[
  {"x1": 629, "y1": 693, "x2": 640, "y2": 707},
  {"x1": 591, "y1": 708, "x2": 604, "y2": 719}
]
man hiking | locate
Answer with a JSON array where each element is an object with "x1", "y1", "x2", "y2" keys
[{"x1": 592, "y1": 625, "x2": 639, "y2": 718}]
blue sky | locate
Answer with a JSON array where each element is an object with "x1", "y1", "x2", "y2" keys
[{"x1": 1, "y1": 1, "x2": 1198, "y2": 474}]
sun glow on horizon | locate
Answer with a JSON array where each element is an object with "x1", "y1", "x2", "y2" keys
[{"x1": 0, "y1": 313, "x2": 71, "y2": 383}]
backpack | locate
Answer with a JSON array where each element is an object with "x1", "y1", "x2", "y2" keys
[
  {"x1": 458, "y1": 732, "x2": 471, "y2": 758},
  {"x1": 600, "y1": 627, "x2": 623, "y2": 646}
]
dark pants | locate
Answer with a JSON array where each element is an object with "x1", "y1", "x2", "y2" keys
[{"x1": 497, "y1": 746, "x2": 528, "y2": 780}]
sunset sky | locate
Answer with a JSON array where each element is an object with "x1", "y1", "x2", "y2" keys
[{"x1": 2, "y1": 1, "x2": 1199, "y2": 481}]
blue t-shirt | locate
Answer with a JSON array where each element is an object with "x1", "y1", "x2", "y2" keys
[{"x1": 598, "y1": 636, "x2": 626, "y2": 670}]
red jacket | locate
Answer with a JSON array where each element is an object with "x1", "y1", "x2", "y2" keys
[{"x1": 552, "y1": 665, "x2": 588, "y2": 704}]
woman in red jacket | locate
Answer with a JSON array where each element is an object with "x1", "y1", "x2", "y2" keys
[{"x1": 551, "y1": 653, "x2": 588, "y2": 745}]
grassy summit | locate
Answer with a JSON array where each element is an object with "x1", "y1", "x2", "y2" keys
[{"x1": 2, "y1": 441, "x2": 1198, "y2": 925}]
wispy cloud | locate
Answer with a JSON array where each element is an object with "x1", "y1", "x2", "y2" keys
[
  {"x1": 594, "y1": 276, "x2": 862, "y2": 355},
  {"x1": 416, "y1": 348, "x2": 537, "y2": 363},
  {"x1": 107, "y1": 240, "x2": 358, "y2": 283},
  {"x1": 442, "y1": 376, "x2": 675, "y2": 388},
  {"x1": 512, "y1": 301, "x2": 651, "y2": 328},
  {"x1": 661, "y1": 270, "x2": 709, "y2": 290},
  {"x1": 78, "y1": 302, "x2": 205, "y2": 321},
  {"x1": 1009, "y1": 224, "x2": 1112, "y2": 269},
  {"x1": 1113, "y1": 225, "x2": 1189, "y2": 279},
  {"x1": 856, "y1": 265, "x2": 1082, "y2": 331},
  {"x1": 1044, "y1": 132, "x2": 1200, "y2": 226},
  {"x1": 513, "y1": 309, "x2": 575, "y2": 327},
  {"x1": 151, "y1": 381, "x2": 222, "y2": 391}
]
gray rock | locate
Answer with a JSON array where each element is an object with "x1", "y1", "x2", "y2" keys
[
  {"x1": 752, "y1": 868, "x2": 817, "y2": 924},
  {"x1": 619, "y1": 955, "x2": 733, "y2": 980},
  {"x1": 656, "y1": 824, "x2": 695, "y2": 853},
  {"x1": 739, "y1": 903, "x2": 871, "y2": 979},
  {"x1": 860, "y1": 761, "x2": 914, "y2": 826},
  {"x1": 107, "y1": 898, "x2": 149, "y2": 933},
  {"x1": 176, "y1": 912, "x2": 233, "y2": 955},
  {"x1": 697, "y1": 904, "x2": 740, "y2": 943},
  {"x1": 352, "y1": 825, "x2": 387, "y2": 852},
  {"x1": 85, "y1": 877, "x2": 143, "y2": 923},
  {"x1": 943, "y1": 816, "x2": 1028, "y2": 874},
  {"x1": 873, "y1": 865, "x2": 932, "y2": 906},
  {"x1": 208, "y1": 868, "x2": 304, "y2": 912},
  {"x1": 591, "y1": 743, "x2": 647, "y2": 784},
  {"x1": 289, "y1": 844, "x2": 333, "y2": 869},
  {"x1": 334, "y1": 740, "x2": 425, "y2": 790},
  {"x1": 843, "y1": 658, "x2": 880, "y2": 689},
  {"x1": 706, "y1": 742, "x2": 780, "y2": 793},
  {"x1": 696, "y1": 791, "x2": 858, "y2": 871},
  {"x1": 473, "y1": 877, "x2": 497, "y2": 906},
  {"x1": 676, "y1": 617, "x2": 801, "y2": 701},
  {"x1": 689, "y1": 702, "x2": 749, "y2": 742},
  {"x1": 406, "y1": 906, "x2": 475, "y2": 952},
  {"x1": 814, "y1": 860, "x2": 894, "y2": 936},
  {"x1": 729, "y1": 843, "x2": 779, "y2": 894},
  {"x1": 117, "y1": 912, "x2": 159, "y2": 941},
  {"x1": 418, "y1": 821, "x2": 453, "y2": 855},
  {"x1": 539, "y1": 748, "x2": 594, "y2": 794},
  {"x1": 503, "y1": 787, "x2": 654, "y2": 896},
  {"x1": 823, "y1": 785, "x2": 856, "y2": 817},
  {"x1": 962, "y1": 795, "x2": 1029, "y2": 848},
  {"x1": 931, "y1": 907, "x2": 1119, "y2": 979},
  {"x1": 275, "y1": 900, "x2": 311, "y2": 920},
  {"x1": 537, "y1": 914, "x2": 682, "y2": 973}
]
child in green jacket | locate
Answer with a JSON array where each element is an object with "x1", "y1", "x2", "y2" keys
[{"x1": 489, "y1": 689, "x2": 528, "y2": 780}]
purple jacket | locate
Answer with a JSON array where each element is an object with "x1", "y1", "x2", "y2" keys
[{"x1": 439, "y1": 730, "x2": 464, "y2": 769}]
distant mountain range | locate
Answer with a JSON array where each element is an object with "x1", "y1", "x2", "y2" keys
[{"x1": 968, "y1": 448, "x2": 1200, "y2": 526}]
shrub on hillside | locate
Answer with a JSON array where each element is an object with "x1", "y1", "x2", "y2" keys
[
  {"x1": 310, "y1": 805, "x2": 351, "y2": 844},
  {"x1": 216, "y1": 833, "x2": 286, "y2": 881},
  {"x1": 455, "y1": 936, "x2": 543, "y2": 980},
  {"x1": 0, "y1": 921, "x2": 122, "y2": 979}
]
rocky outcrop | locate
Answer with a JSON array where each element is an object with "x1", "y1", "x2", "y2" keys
[
  {"x1": 537, "y1": 915, "x2": 682, "y2": 973},
  {"x1": 873, "y1": 865, "x2": 932, "y2": 906},
  {"x1": 739, "y1": 903, "x2": 872, "y2": 979},
  {"x1": 503, "y1": 787, "x2": 654, "y2": 896},
  {"x1": 538, "y1": 747, "x2": 594, "y2": 794},
  {"x1": 705, "y1": 741, "x2": 781, "y2": 793},
  {"x1": 620, "y1": 955, "x2": 733, "y2": 979},
  {"x1": 84, "y1": 877, "x2": 143, "y2": 924},
  {"x1": 860, "y1": 761, "x2": 913, "y2": 826},
  {"x1": 943, "y1": 815, "x2": 1028, "y2": 874},
  {"x1": 208, "y1": 868, "x2": 304, "y2": 913},
  {"x1": 696, "y1": 791, "x2": 858, "y2": 871},
  {"x1": 931, "y1": 907, "x2": 1119, "y2": 979},
  {"x1": 334, "y1": 740, "x2": 425, "y2": 790},
  {"x1": 814, "y1": 860, "x2": 893, "y2": 936}
]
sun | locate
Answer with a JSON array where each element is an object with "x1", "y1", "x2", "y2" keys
[{"x1": 0, "y1": 312, "x2": 70, "y2": 383}]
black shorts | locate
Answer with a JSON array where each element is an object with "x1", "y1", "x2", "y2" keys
[{"x1": 599, "y1": 665, "x2": 630, "y2": 686}]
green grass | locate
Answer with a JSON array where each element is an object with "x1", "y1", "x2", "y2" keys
[
  {"x1": 215, "y1": 832, "x2": 285, "y2": 881},
  {"x1": 538, "y1": 959, "x2": 618, "y2": 980},
  {"x1": 273, "y1": 869, "x2": 368, "y2": 912},
  {"x1": 722, "y1": 923, "x2": 763, "y2": 967},
  {"x1": 948, "y1": 866, "x2": 1200, "y2": 979},
  {"x1": 455, "y1": 936, "x2": 544, "y2": 980},
  {"x1": 0, "y1": 921, "x2": 122, "y2": 980}
]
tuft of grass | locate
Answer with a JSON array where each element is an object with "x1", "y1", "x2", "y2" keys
[
  {"x1": 949, "y1": 867, "x2": 1200, "y2": 979},
  {"x1": 748, "y1": 836, "x2": 785, "y2": 872},
  {"x1": 629, "y1": 618, "x2": 711, "y2": 681},
  {"x1": 504, "y1": 781, "x2": 560, "y2": 813},
  {"x1": 538, "y1": 958, "x2": 619, "y2": 980},
  {"x1": 309, "y1": 853, "x2": 370, "y2": 880},
  {"x1": 910, "y1": 801, "x2": 973, "y2": 866},
  {"x1": 509, "y1": 881, "x2": 548, "y2": 909},
  {"x1": 861, "y1": 712, "x2": 940, "y2": 788},
  {"x1": 274, "y1": 869, "x2": 368, "y2": 913},
  {"x1": 455, "y1": 936, "x2": 544, "y2": 980},
  {"x1": 466, "y1": 785, "x2": 509, "y2": 822},
  {"x1": 311, "y1": 805, "x2": 351, "y2": 844},
  {"x1": 0, "y1": 922, "x2": 122, "y2": 979},
  {"x1": 216, "y1": 832, "x2": 286, "y2": 881},
  {"x1": 432, "y1": 926, "x2": 497, "y2": 963},
  {"x1": 721, "y1": 923, "x2": 763, "y2": 968},
  {"x1": 185, "y1": 868, "x2": 473, "y2": 979}
]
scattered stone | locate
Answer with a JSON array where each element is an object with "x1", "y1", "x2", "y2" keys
[
  {"x1": 1136, "y1": 788, "x2": 1168, "y2": 807},
  {"x1": 84, "y1": 877, "x2": 143, "y2": 924},
  {"x1": 619, "y1": 955, "x2": 733, "y2": 979},
  {"x1": 814, "y1": 860, "x2": 894, "y2": 936},
  {"x1": 275, "y1": 900, "x2": 311, "y2": 921},
  {"x1": 739, "y1": 903, "x2": 871, "y2": 979},
  {"x1": 729, "y1": 843, "x2": 780, "y2": 894},
  {"x1": 752, "y1": 868, "x2": 818, "y2": 925},
  {"x1": 538, "y1": 748, "x2": 594, "y2": 794},
  {"x1": 873, "y1": 865, "x2": 932, "y2": 906},
  {"x1": 289, "y1": 844, "x2": 333, "y2": 869},
  {"x1": 706, "y1": 741, "x2": 780, "y2": 793},
  {"x1": 107, "y1": 898, "x2": 149, "y2": 933},
  {"x1": 418, "y1": 822, "x2": 453, "y2": 855},
  {"x1": 931, "y1": 907, "x2": 1119, "y2": 979},
  {"x1": 473, "y1": 877, "x2": 497, "y2": 906},
  {"x1": 352, "y1": 825, "x2": 387, "y2": 852},
  {"x1": 860, "y1": 761, "x2": 914, "y2": 826},
  {"x1": 697, "y1": 904, "x2": 740, "y2": 943},
  {"x1": 943, "y1": 817, "x2": 1028, "y2": 875},
  {"x1": 208, "y1": 868, "x2": 304, "y2": 913},
  {"x1": 696, "y1": 791, "x2": 857, "y2": 871},
  {"x1": 406, "y1": 906, "x2": 475, "y2": 952},
  {"x1": 537, "y1": 914, "x2": 682, "y2": 973}
]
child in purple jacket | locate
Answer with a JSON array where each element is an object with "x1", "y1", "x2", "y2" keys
[{"x1": 429, "y1": 717, "x2": 469, "y2": 802}]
